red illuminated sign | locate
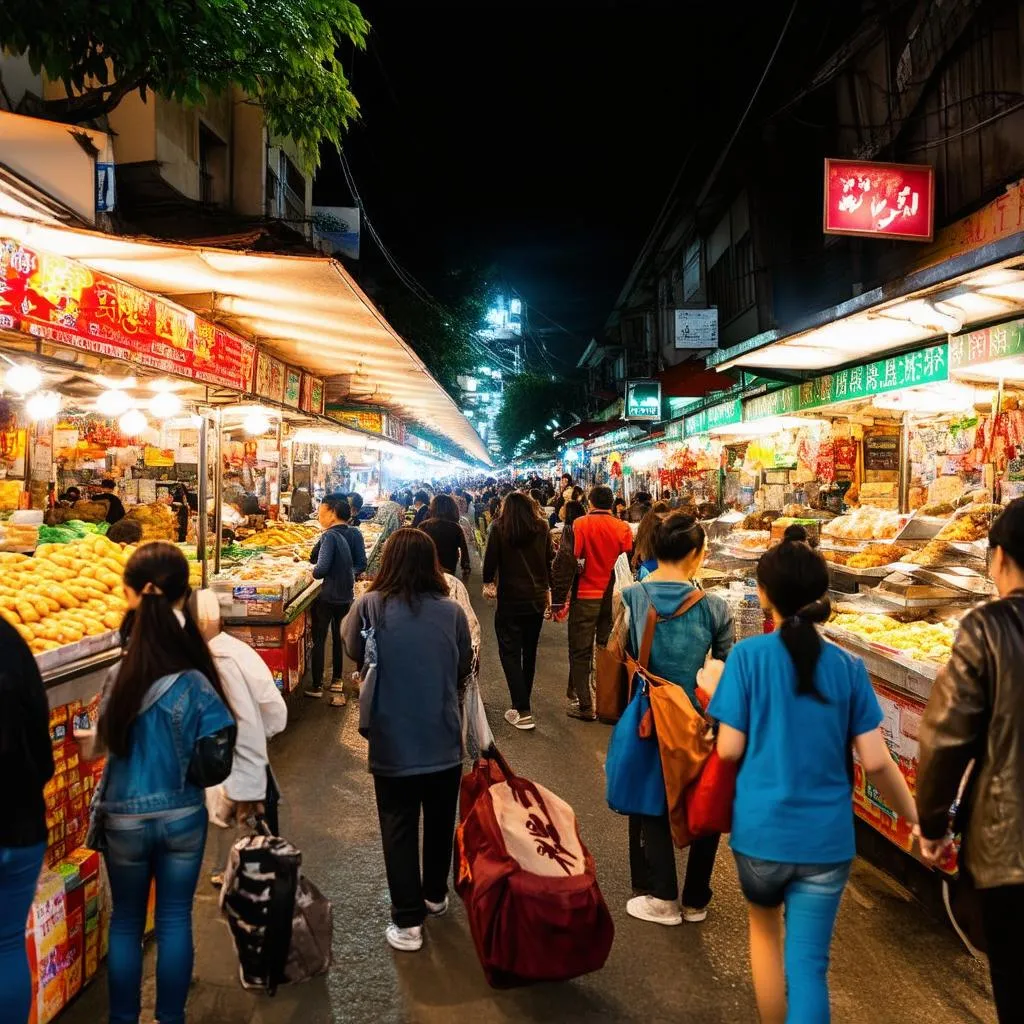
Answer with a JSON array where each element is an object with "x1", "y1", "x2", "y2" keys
[
  {"x1": 0, "y1": 240, "x2": 256, "y2": 392},
  {"x1": 824, "y1": 159, "x2": 934, "y2": 241}
]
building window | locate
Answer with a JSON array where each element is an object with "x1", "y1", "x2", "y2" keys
[
  {"x1": 706, "y1": 231, "x2": 756, "y2": 326},
  {"x1": 279, "y1": 153, "x2": 306, "y2": 224},
  {"x1": 198, "y1": 124, "x2": 227, "y2": 205},
  {"x1": 682, "y1": 237, "x2": 702, "y2": 300},
  {"x1": 265, "y1": 166, "x2": 280, "y2": 218}
]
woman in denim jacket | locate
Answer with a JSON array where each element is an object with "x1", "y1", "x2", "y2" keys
[
  {"x1": 82, "y1": 543, "x2": 235, "y2": 1024},
  {"x1": 617, "y1": 512, "x2": 734, "y2": 928}
]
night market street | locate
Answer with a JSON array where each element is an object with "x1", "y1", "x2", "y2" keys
[{"x1": 59, "y1": 575, "x2": 995, "y2": 1024}]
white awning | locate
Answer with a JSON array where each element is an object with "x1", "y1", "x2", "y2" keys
[
  {"x1": 0, "y1": 215, "x2": 491, "y2": 465},
  {"x1": 708, "y1": 232, "x2": 1024, "y2": 377}
]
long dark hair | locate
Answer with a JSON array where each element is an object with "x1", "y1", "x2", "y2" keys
[
  {"x1": 633, "y1": 501, "x2": 671, "y2": 568},
  {"x1": 370, "y1": 527, "x2": 448, "y2": 608},
  {"x1": 429, "y1": 493, "x2": 460, "y2": 523},
  {"x1": 757, "y1": 525, "x2": 831, "y2": 702},
  {"x1": 101, "y1": 542, "x2": 229, "y2": 757},
  {"x1": 497, "y1": 491, "x2": 548, "y2": 547},
  {"x1": 651, "y1": 510, "x2": 706, "y2": 563}
]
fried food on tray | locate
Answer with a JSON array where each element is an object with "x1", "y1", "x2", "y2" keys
[
  {"x1": 934, "y1": 504, "x2": 1002, "y2": 543},
  {"x1": 829, "y1": 612, "x2": 956, "y2": 663},
  {"x1": 845, "y1": 543, "x2": 909, "y2": 569},
  {"x1": 822, "y1": 508, "x2": 904, "y2": 542}
]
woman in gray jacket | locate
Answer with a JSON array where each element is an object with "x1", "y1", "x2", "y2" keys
[{"x1": 343, "y1": 528, "x2": 473, "y2": 953}]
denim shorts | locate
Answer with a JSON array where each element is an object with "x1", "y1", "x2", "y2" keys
[{"x1": 733, "y1": 852, "x2": 852, "y2": 908}]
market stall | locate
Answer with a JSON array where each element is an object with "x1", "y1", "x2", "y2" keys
[{"x1": 692, "y1": 337, "x2": 1024, "y2": 874}]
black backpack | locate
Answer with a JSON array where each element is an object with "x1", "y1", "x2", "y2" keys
[{"x1": 219, "y1": 826, "x2": 332, "y2": 994}]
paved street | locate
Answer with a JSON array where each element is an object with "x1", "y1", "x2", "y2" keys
[{"x1": 62, "y1": 577, "x2": 996, "y2": 1024}]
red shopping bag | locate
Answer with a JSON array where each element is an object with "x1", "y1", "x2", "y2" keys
[
  {"x1": 455, "y1": 748, "x2": 614, "y2": 988},
  {"x1": 684, "y1": 748, "x2": 738, "y2": 838}
]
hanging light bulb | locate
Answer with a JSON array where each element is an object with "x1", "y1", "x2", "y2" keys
[
  {"x1": 149, "y1": 391, "x2": 182, "y2": 419},
  {"x1": 5, "y1": 363, "x2": 42, "y2": 395},
  {"x1": 25, "y1": 391, "x2": 60, "y2": 421},
  {"x1": 97, "y1": 389, "x2": 132, "y2": 417},
  {"x1": 119, "y1": 409, "x2": 148, "y2": 436},
  {"x1": 243, "y1": 412, "x2": 271, "y2": 435},
  {"x1": 320, "y1": 450, "x2": 333, "y2": 466}
]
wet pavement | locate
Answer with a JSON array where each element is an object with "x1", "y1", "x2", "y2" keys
[{"x1": 62, "y1": 575, "x2": 996, "y2": 1023}]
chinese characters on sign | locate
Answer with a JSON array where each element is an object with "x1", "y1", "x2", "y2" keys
[
  {"x1": 0, "y1": 239, "x2": 255, "y2": 392},
  {"x1": 824, "y1": 159, "x2": 934, "y2": 241},
  {"x1": 742, "y1": 343, "x2": 949, "y2": 422},
  {"x1": 682, "y1": 398, "x2": 741, "y2": 437},
  {"x1": 625, "y1": 380, "x2": 662, "y2": 421},
  {"x1": 949, "y1": 318, "x2": 1024, "y2": 371}
]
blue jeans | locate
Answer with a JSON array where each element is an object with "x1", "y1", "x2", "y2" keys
[
  {"x1": 0, "y1": 842, "x2": 46, "y2": 1023},
  {"x1": 734, "y1": 854, "x2": 852, "y2": 1024},
  {"x1": 104, "y1": 806, "x2": 208, "y2": 1024}
]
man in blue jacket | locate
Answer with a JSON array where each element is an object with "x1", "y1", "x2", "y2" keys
[{"x1": 307, "y1": 495, "x2": 365, "y2": 705}]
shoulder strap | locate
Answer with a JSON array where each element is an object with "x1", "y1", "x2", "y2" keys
[{"x1": 637, "y1": 589, "x2": 706, "y2": 670}]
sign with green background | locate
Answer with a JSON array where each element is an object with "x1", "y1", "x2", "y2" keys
[
  {"x1": 950, "y1": 318, "x2": 1024, "y2": 371},
  {"x1": 743, "y1": 342, "x2": 949, "y2": 421},
  {"x1": 682, "y1": 398, "x2": 742, "y2": 437},
  {"x1": 625, "y1": 380, "x2": 662, "y2": 420}
]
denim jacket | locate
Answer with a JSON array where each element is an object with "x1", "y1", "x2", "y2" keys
[
  {"x1": 99, "y1": 670, "x2": 235, "y2": 817},
  {"x1": 621, "y1": 581, "x2": 734, "y2": 711}
]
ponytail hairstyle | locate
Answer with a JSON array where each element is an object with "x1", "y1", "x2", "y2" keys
[
  {"x1": 756, "y1": 525, "x2": 832, "y2": 702},
  {"x1": 101, "y1": 542, "x2": 230, "y2": 757},
  {"x1": 651, "y1": 511, "x2": 706, "y2": 565}
]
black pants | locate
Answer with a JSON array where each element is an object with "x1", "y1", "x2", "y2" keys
[
  {"x1": 980, "y1": 883, "x2": 1024, "y2": 1023},
  {"x1": 373, "y1": 766, "x2": 462, "y2": 928},
  {"x1": 494, "y1": 609, "x2": 544, "y2": 713},
  {"x1": 567, "y1": 585, "x2": 614, "y2": 713},
  {"x1": 310, "y1": 599, "x2": 350, "y2": 690},
  {"x1": 628, "y1": 813, "x2": 720, "y2": 908}
]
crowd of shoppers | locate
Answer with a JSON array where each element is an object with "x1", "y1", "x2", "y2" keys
[{"x1": 5, "y1": 470, "x2": 1019, "y2": 1024}]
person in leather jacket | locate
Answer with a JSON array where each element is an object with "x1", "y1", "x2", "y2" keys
[{"x1": 916, "y1": 496, "x2": 1024, "y2": 1024}]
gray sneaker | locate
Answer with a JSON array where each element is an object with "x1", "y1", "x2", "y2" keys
[{"x1": 567, "y1": 706, "x2": 597, "y2": 722}]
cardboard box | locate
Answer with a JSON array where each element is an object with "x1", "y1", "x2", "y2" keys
[{"x1": 225, "y1": 622, "x2": 286, "y2": 649}]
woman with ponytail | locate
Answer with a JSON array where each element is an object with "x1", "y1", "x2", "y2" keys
[
  {"x1": 83, "y1": 542, "x2": 235, "y2": 1024},
  {"x1": 708, "y1": 525, "x2": 916, "y2": 1023}
]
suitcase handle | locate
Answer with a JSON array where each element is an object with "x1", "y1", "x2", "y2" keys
[{"x1": 484, "y1": 746, "x2": 560, "y2": 829}]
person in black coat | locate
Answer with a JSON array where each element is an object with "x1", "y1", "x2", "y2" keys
[{"x1": 0, "y1": 619, "x2": 55, "y2": 1021}]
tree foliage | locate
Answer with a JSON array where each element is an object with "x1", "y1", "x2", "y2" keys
[
  {"x1": 0, "y1": 0, "x2": 368, "y2": 170},
  {"x1": 495, "y1": 371, "x2": 581, "y2": 461}
]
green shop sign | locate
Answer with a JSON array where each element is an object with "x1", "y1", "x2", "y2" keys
[
  {"x1": 625, "y1": 380, "x2": 662, "y2": 421},
  {"x1": 950, "y1": 318, "x2": 1024, "y2": 371},
  {"x1": 682, "y1": 398, "x2": 742, "y2": 437},
  {"x1": 743, "y1": 342, "x2": 949, "y2": 421}
]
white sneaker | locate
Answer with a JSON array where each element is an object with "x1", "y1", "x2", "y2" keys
[
  {"x1": 626, "y1": 895, "x2": 682, "y2": 926},
  {"x1": 682, "y1": 905, "x2": 708, "y2": 923},
  {"x1": 385, "y1": 923, "x2": 423, "y2": 951},
  {"x1": 425, "y1": 896, "x2": 449, "y2": 917},
  {"x1": 504, "y1": 709, "x2": 536, "y2": 731}
]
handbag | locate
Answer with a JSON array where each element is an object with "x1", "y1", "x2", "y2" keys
[
  {"x1": 356, "y1": 596, "x2": 381, "y2": 739},
  {"x1": 684, "y1": 747, "x2": 738, "y2": 838},
  {"x1": 456, "y1": 747, "x2": 614, "y2": 987},
  {"x1": 605, "y1": 678, "x2": 666, "y2": 817}
]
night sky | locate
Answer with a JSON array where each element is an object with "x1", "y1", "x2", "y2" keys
[{"x1": 315, "y1": 1, "x2": 807, "y2": 366}]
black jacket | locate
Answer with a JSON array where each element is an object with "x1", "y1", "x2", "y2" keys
[
  {"x1": 419, "y1": 518, "x2": 471, "y2": 577},
  {"x1": 483, "y1": 525, "x2": 553, "y2": 615},
  {"x1": 0, "y1": 619, "x2": 55, "y2": 847},
  {"x1": 918, "y1": 592, "x2": 1024, "y2": 888}
]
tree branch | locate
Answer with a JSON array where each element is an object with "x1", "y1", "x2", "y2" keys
[{"x1": 41, "y1": 74, "x2": 145, "y2": 123}]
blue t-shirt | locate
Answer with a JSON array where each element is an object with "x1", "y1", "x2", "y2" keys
[{"x1": 708, "y1": 631, "x2": 883, "y2": 864}]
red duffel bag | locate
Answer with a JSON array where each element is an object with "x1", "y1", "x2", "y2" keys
[{"x1": 455, "y1": 747, "x2": 615, "y2": 988}]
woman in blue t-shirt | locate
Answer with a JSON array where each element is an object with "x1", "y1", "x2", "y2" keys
[{"x1": 708, "y1": 525, "x2": 917, "y2": 1024}]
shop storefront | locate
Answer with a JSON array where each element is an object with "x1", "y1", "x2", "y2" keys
[{"x1": 0, "y1": 225, "x2": 479, "y2": 1021}]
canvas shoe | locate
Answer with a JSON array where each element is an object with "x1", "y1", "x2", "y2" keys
[
  {"x1": 385, "y1": 924, "x2": 423, "y2": 952},
  {"x1": 626, "y1": 895, "x2": 683, "y2": 926},
  {"x1": 567, "y1": 706, "x2": 597, "y2": 722},
  {"x1": 328, "y1": 679, "x2": 345, "y2": 693},
  {"x1": 425, "y1": 896, "x2": 449, "y2": 917},
  {"x1": 682, "y1": 905, "x2": 708, "y2": 923},
  {"x1": 304, "y1": 687, "x2": 323, "y2": 699},
  {"x1": 504, "y1": 709, "x2": 536, "y2": 731}
]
